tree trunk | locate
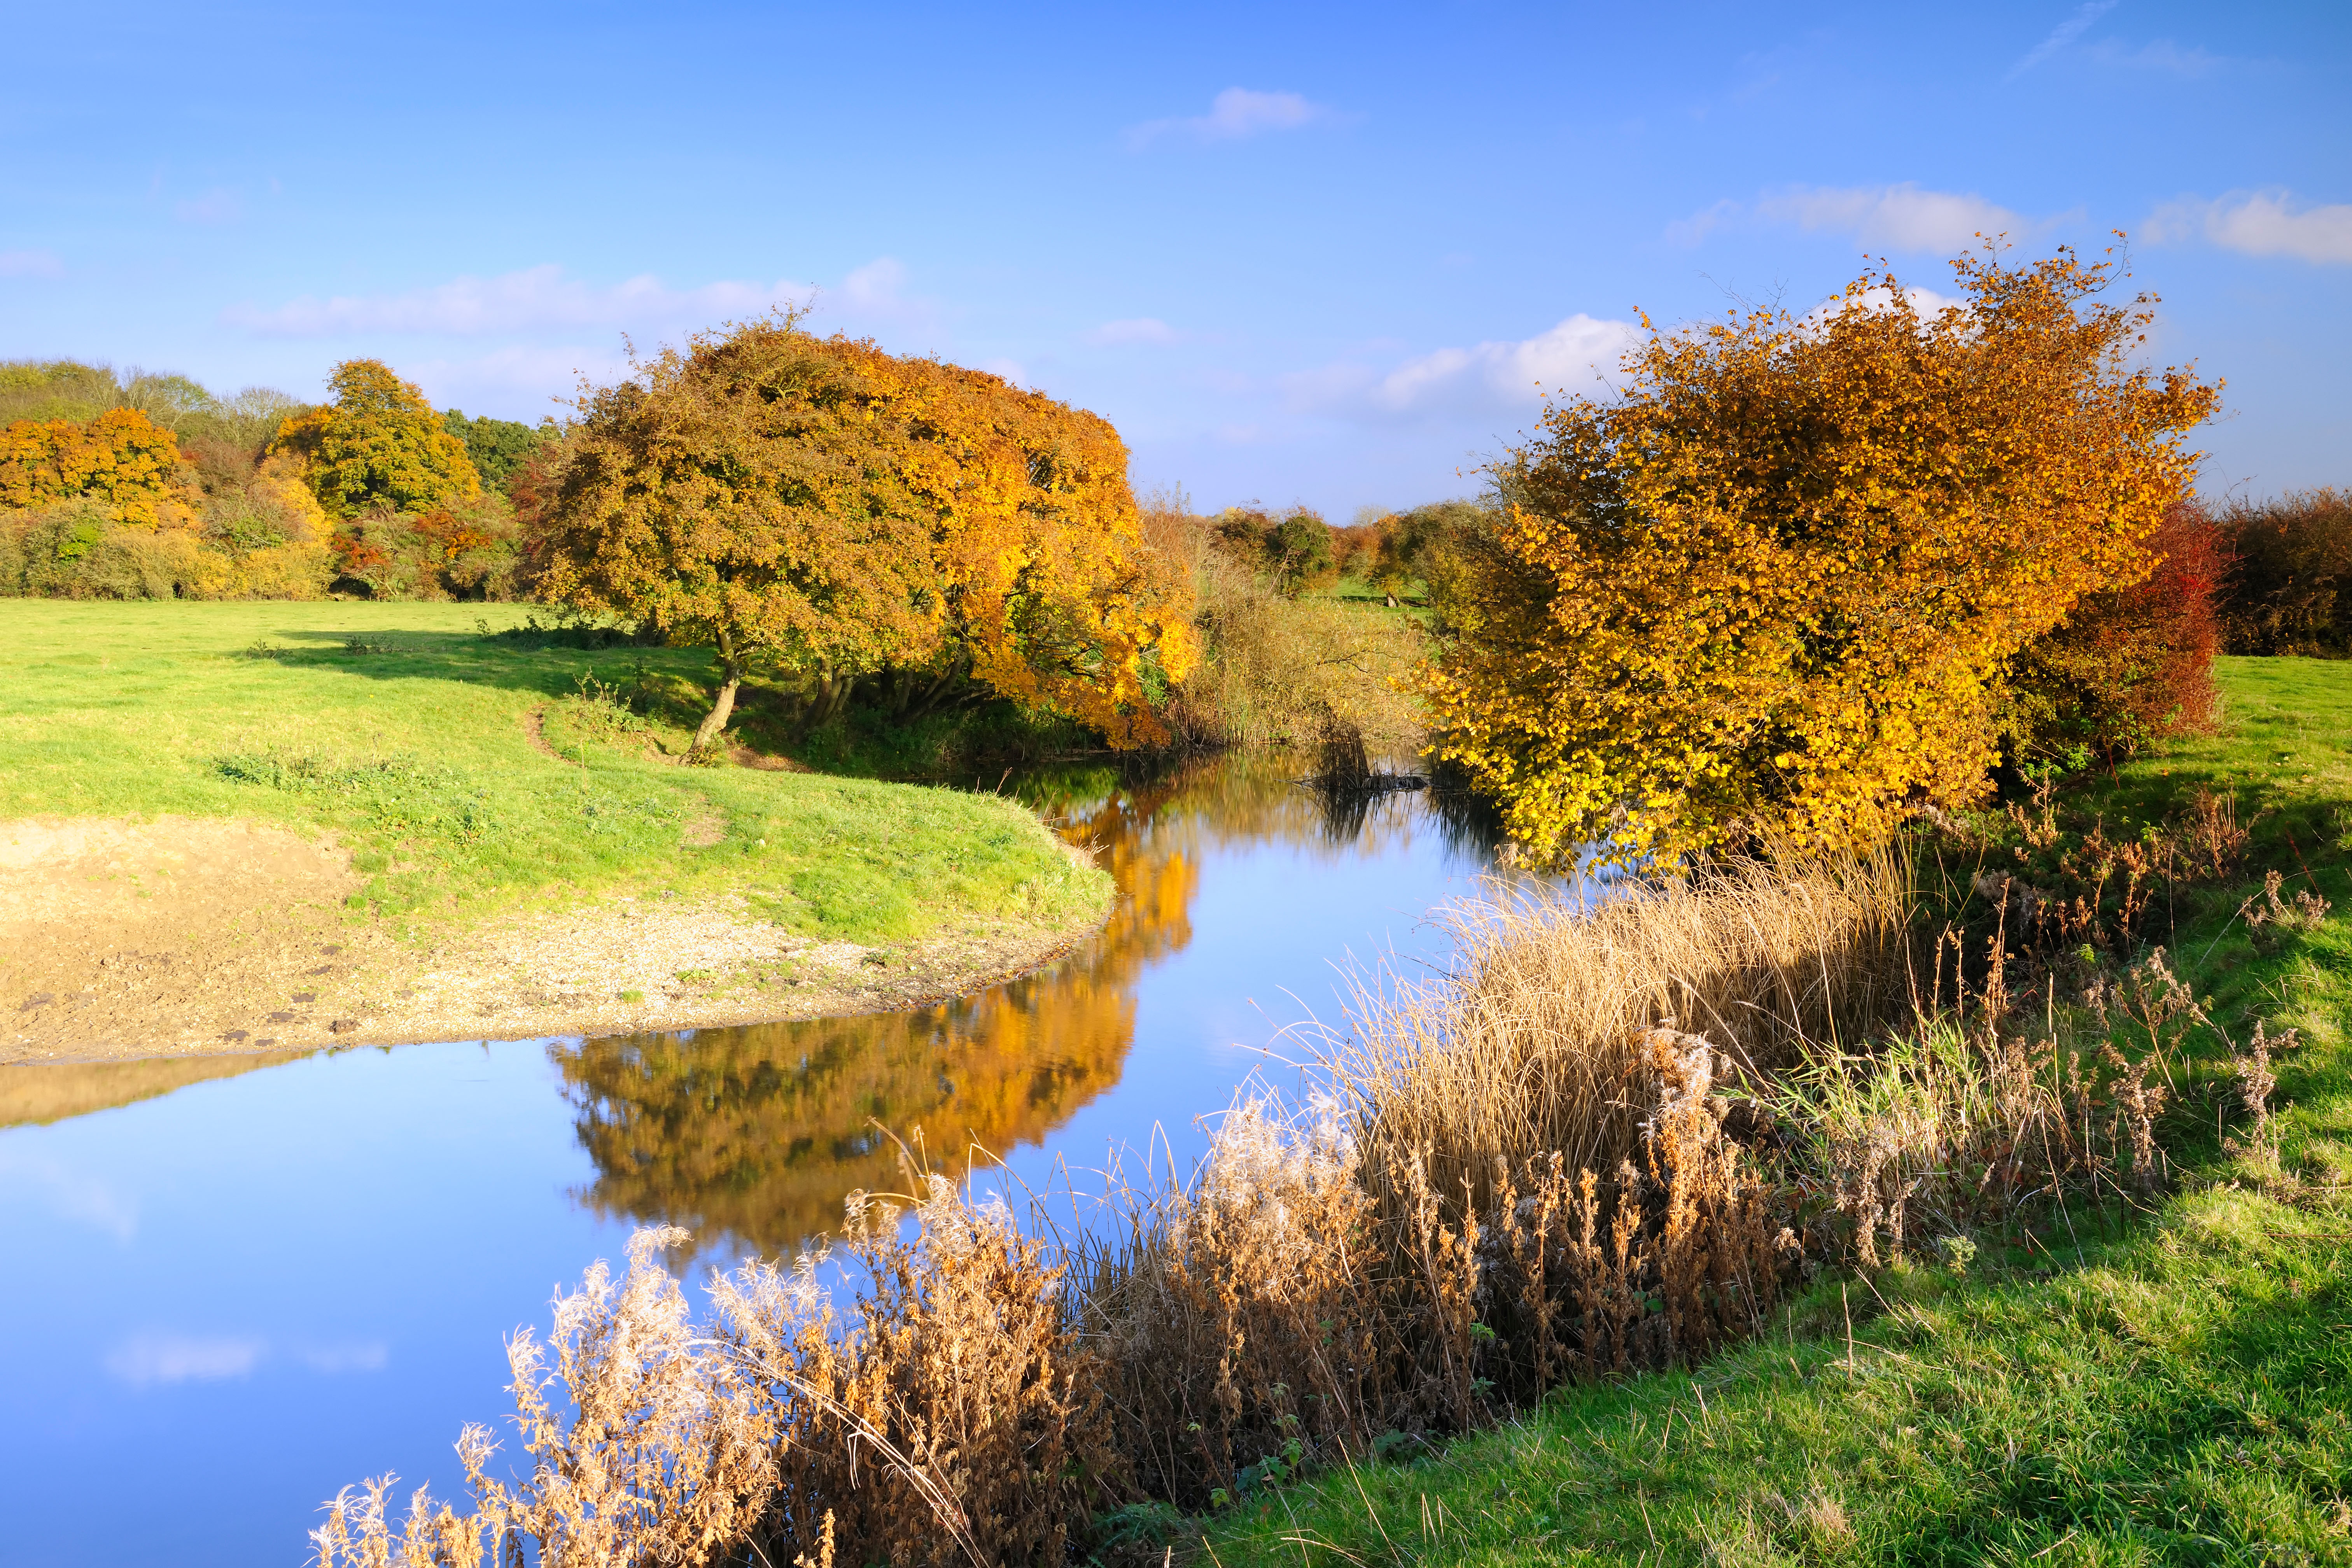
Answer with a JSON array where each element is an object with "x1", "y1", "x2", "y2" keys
[{"x1": 692, "y1": 631, "x2": 745, "y2": 752}]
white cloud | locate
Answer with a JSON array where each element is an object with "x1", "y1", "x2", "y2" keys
[
  {"x1": 1086, "y1": 317, "x2": 1180, "y2": 346},
  {"x1": 0, "y1": 248, "x2": 64, "y2": 278},
  {"x1": 0, "y1": 1148, "x2": 138, "y2": 1241},
  {"x1": 2007, "y1": 0, "x2": 2118, "y2": 79},
  {"x1": 293, "y1": 1340, "x2": 389, "y2": 1374},
  {"x1": 105, "y1": 1332, "x2": 264, "y2": 1388},
  {"x1": 2147, "y1": 190, "x2": 2352, "y2": 265},
  {"x1": 1285, "y1": 314, "x2": 1638, "y2": 424},
  {"x1": 1673, "y1": 183, "x2": 2033, "y2": 252},
  {"x1": 173, "y1": 187, "x2": 244, "y2": 226},
  {"x1": 2087, "y1": 37, "x2": 2221, "y2": 76},
  {"x1": 222, "y1": 258, "x2": 924, "y2": 340},
  {"x1": 1128, "y1": 88, "x2": 1330, "y2": 148}
]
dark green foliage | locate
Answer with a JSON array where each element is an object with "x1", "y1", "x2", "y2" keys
[
  {"x1": 2219, "y1": 486, "x2": 2352, "y2": 656},
  {"x1": 443, "y1": 408, "x2": 558, "y2": 493},
  {"x1": 1212, "y1": 504, "x2": 1336, "y2": 598}
]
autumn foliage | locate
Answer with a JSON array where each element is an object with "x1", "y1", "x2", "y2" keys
[
  {"x1": 2007, "y1": 499, "x2": 2225, "y2": 765},
  {"x1": 2217, "y1": 486, "x2": 2352, "y2": 656},
  {"x1": 531, "y1": 315, "x2": 1196, "y2": 749},
  {"x1": 272, "y1": 359, "x2": 483, "y2": 519},
  {"x1": 1425, "y1": 247, "x2": 2220, "y2": 865},
  {"x1": 0, "y1": 407, "x2": 189, "y2": 528}
]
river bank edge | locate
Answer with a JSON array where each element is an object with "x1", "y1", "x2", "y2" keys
[{"x1": 3, "y1": 812, "x2": 1116, "y2": 1067}]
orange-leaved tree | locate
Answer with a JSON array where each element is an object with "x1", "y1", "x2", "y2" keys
[
  {"x1": 530, "y1": 314, "x2": 1194, "y2": 751},
  {"x1": 0, "y1": 406, "x2": 189, "y2": 527},
  {"x1": 1425, "y1": 244, "x2": 2219, "y2": 866},
  {"x1": 272, "y1": 359, "x2": 481, "y2": 518}
]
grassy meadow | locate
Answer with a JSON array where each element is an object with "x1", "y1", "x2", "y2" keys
[
  {"x1": 0, "y1": 600, "x2": 1108, "y2": 944},
  {"x1": 1196, "y1": 655, "x2": 2352, "y2": 1567}
]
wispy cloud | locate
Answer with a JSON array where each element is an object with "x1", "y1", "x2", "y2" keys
[
  {"x1": 1086, "y1": 317, "x2": 1180, "y2": 346},
  {"x1": 0, "y1": 248, "x2": 64, "y2": 279},
  {"x1": 222, "y1": 258, "x2": 920, "y2": 340},
  {"x1": 1672, "y1": 183, "x2": 2035, "y2": 252},
  {"x1": 1127, "y1": 88, "x2": 1331, "y2": 149},
  {"x1": 2007, "y1": 0, "x2": 2119, "y2": 80},
  {"x1": 1284, "y1": 314, "x2": 1638, "y2": 424},
  {"x1": 103, "y1": 1331, "x2": 390, "y2": 1388},
  {"x1": 292, "y1": 1340, "x2": 390, "y2": 1374},
  {"x1": 105, "y1": 1332, "x2": 264, "y2": 1388},
  {"x1": 173, "y1": 187, "x2": 245, "y2": 226},
  {"x1": 0, "y1": 1148, "x2": 138, "y2": 1241},
  {"x1": 2086, "y1": 37, "x2": 2222, "y2": 76},
  {"x1": 2147, "y1": 190, "x2": 2352, "y2": 265}
]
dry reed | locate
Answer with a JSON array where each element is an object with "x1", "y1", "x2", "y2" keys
[{"x1": 1330, "y1": 851, "x2": 1914, "y2": 1227}]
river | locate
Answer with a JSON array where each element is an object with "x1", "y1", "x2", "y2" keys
[{"x1": 0, "y1": 752, "x2": 1528, "y2": 1564}]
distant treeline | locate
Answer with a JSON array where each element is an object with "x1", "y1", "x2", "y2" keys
[{"x1": 0, "y1": 357, "x2": 553, "y2": 602}]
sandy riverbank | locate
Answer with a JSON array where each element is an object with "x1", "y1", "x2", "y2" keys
[{"x1": 2, "y1": 816, "x2": 1106, "y2": 1064}]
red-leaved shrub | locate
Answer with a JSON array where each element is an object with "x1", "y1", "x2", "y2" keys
[{"x1": 2009, "y1": 500, "x2": 2225, "y2": 765}]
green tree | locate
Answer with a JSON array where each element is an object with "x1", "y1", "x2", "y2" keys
[
  {"x1": 273, "y1": 360, "x2": 481, "y2": 518},
  {"x1": 442, "y1": 408, "x2": 556, "y2": 493}
]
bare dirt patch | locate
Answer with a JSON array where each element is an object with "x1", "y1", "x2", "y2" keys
[{"x1": 0, "y1": 816, "x2": 1104, "y2": 1065}]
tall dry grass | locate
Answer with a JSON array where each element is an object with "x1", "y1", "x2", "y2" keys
[{"x1": 1335, "y1": 852, "x2": 1914, "y2": 1222}]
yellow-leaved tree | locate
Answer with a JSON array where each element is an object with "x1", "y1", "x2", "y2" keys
[
  {"x1": 0, "y1": 406, "x2": 191, "y2": 527},
  {"x1": 1425, "y1": 245, "x2": 2219, "y2": 866},
  {"x1": 272, "y1": 359, "x2": 481, "y2": 518},
  {"x1": 530, "y1": 314, "x2": 1195, "y2": 750}
]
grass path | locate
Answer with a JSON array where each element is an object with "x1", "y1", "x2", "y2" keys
[{"x1": 1199, "y1": 656, "x2": 2352, "y2": 1566}]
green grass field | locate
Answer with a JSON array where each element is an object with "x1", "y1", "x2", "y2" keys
[
  {"x1": 1200, "y1": 656, "x2": 2352, "y2": 1567},
  {"x1": 0, "y1": 600, "x2": 1108, "y2": 944}
]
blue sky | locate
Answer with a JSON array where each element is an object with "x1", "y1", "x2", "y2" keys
[{"x1": 3, "y1": 0, "x2": 2345, "y2": 518}]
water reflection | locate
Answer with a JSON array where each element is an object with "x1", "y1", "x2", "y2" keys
[{"x1": 553, "y1": 755, "x2": 1501, "y2": 1252}]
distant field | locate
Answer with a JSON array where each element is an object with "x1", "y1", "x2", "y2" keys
[{"x1": 0, "y1": 600, "x2": 1107, "y2": 945}]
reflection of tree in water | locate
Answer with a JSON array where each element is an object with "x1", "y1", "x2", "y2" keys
[
  {"x1": 554, "y1": 774, "x2": 1199, "y2": 1254},
  {"x1": 552, "y1": 753, "x2": 1510, "y2": 1254}
]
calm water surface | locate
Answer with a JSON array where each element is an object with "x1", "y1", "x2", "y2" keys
[{"x1": 0, "y1": 754, "x2": 1528, "y2": 1565}]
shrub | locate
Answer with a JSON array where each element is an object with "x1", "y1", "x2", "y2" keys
[
  {"x1": 2007, "y1": 499, "x2": 2224, "y2": 766},
  {"x1": 2217, "y1": 486, "x2": 2352, "y2": 655},
  {"x1": 1426, "y1": 247, "x2": 2218, "y2": 867}
]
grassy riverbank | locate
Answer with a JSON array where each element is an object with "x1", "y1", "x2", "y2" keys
[
  {"x1": 1198, "y1": 654, "x2": 2352, "y2": 1566},
  {"x1": 0, "y1": 602, "x2": 1113, "y2": 1060},
  {"x1": 0, "y1": 600, "x2": 1104, "y2": 939}
]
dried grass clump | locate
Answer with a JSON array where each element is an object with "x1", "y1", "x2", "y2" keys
[
  {"x1": 724, "y1": 1174, "x2": 1119, "y2": 1568},
  {"x1": 1079, "y1": 1101, "x2": 1402, "y2": 1506},
  {"x1": 315, "y1": 1179, "x2": 1116, "y2": 1568},
  {"x1": 313, "y1": 1226, "x2": 778, "y2": 1568},
  {"x1": 1334, "y1": 852, "x2": 1912, "y2": 1228},
  {"x1": 1078, "y1": 1024, "x2": 1794, "y2": 1504}
]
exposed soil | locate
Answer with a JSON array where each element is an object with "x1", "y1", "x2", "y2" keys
[{"x1": 0, "y1": 816, "x2": 1104, "y2": 1066}]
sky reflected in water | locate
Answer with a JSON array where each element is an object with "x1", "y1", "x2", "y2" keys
[{"x1": 0, "y1": 754, "x2": 1522, "y2": 1564}]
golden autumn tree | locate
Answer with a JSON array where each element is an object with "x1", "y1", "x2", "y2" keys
[
  {"x1": 0, "y1": 406, "x2": 189, "y2": 527},
  {"x1": 271, "y1": 359, "x2": 481, "y2": 518},
  {"x1": 531, "y1": 313, "x2": 1195, "y2": 750},
  {"x1": 1426, "y1": 245, "x2": 2219, "y2": 866}
]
